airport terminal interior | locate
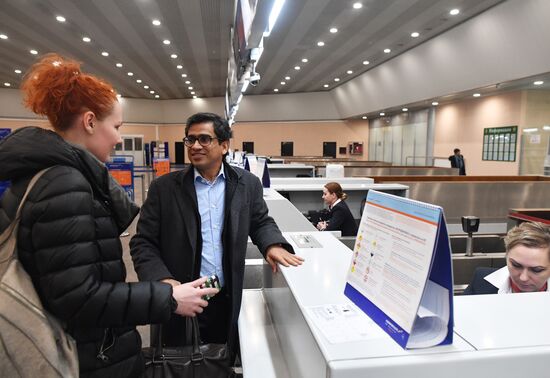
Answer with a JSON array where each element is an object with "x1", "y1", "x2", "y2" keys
[{"x1": 1, "y1": 0, "x2": 550, "y2": 377}]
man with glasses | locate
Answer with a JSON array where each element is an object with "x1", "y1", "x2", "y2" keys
[{"x1": 130, "y1": 112, "x2": 303, "y2": 360}]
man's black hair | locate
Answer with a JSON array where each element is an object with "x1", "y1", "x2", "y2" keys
[
  {"x1": 454, "y1": 148, "x2": 460, "y2": 153},
  {"x1": 185, "y1": 112, "x2": 232, "y2": 141}
]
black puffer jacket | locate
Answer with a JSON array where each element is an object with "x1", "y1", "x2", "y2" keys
[{"x1": 0, "y1": 127, "x2": 173, "y2": 377}]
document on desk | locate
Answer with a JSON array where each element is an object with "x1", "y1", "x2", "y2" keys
[
  {"x1": 305, "y1": 304, "x2": 385, "y2": 344},
  {"x1": 344, "y1": 190, "x2": 454, "y2": 349}
]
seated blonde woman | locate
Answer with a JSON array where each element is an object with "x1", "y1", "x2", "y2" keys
[{"x1": 464, "y1": 221, "x2": 550, "y2": 294}]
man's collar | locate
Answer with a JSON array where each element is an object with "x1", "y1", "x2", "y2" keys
[{"x1": 194, "y1": 164, "x2": 225, "y2": 183}]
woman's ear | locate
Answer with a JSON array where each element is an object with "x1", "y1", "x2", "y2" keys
[{"x1": 82, "y1": 111, "x2": 96, "y2": 134}]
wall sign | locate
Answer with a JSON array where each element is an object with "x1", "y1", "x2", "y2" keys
[{"x1": 482, "y1": 126, "x2": 517, "y2": 162}]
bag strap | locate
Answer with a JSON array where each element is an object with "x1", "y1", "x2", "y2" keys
[{"x1": 0, "y1": 167, "x2": 52, "y2": 264}]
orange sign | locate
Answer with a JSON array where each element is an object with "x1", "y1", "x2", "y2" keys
[
  {"x1": 110, "y1": 170, "x2": 133, "y2": 186},
  {"x1": 153, "y1": 158, "x2": 170, "y2": 177}
]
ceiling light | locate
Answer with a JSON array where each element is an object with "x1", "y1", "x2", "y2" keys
[
  {"x1": 383, "y1": 48, "x2": 391, "y2": 53},
  {"x1": 273, "y1": 89, "x2": 279, "y2": 92},
  {"x1": 163, "y1": 39, "x2": 170, "y2": 45},
  {"x1": 534, "y1": 80, "x2": 544, "y2": 85},
  {"x1": 82, "y1": 36, "x2": 91, "y2": 42},
  {"x1": 144, "y1": 85, "x2": 149, "y2": 89},
  {"x1": 450, "y1": 9, "x2": 460, "y2": 16},
  {"x1": 281, "y1": 81, "x2": 286, "y2": 85},
  {"x1": 127, "y1": 72, "x2": 133, "y2": 76},
  {"x1": 379, "y1": 112, "x2": 385, "y2": 116},
  {"x1": 193, "y1": 95, "x2": 197, "y2": 99},
  {"x1": 301, "y1": 58, "x2": 308, "y2": 63},
  {"x1": 334, "y1": 78, "x2": 340, "y2": 82},
  {"x1": 181, "y1": 74, "x2": 187, "y2": 78},
  {"x1": 353, "y1": 3, "x2": 363, "y2": 9},
  {"x1": 4, "y1": 82, "x2": 11, "y2": 87},
  {"x1": 473, "y1": 93, "x2": 481, "y2": 97},
  {"x1": 56, "y1": 16, "x2": 66, "y2": 22},
  {"x1": 188, "y1": 86, "x2": 193, "y2": 90},
  {"x1": 402, "y1": 108, "x2": 408, "y2": 112},
  {"x1": 523, "y1": 128, "x2": 538, "y2": 132},
  {"x1": 323, "y1": 84, "x2": 329, "y2": 88},
  {"x1": 30, "y1": 49, "x2": 38, "y2": 55},
  {"x1": 294, "y1": 66, "x2": 301, "y2": 70},
  {"x1": 14, "y1": 69, "x2": 22, "y2": 74},
  {"x1": 329, "y1": 28, "x2": 338, "y2": 33},
  {"x1": 362, "y1": 116, "x2": 367, "y2": 120},
  {"x1": 170, "y1": 54, "x2": 177, "y2": 59},
  {"x1": 542, "y1": 125, "x2": 550, "y2": 131},
  {"x1": 116, "y1": 63, "x2": 123, "y2": 68},
  {"x1": 136, "y1": 79, "x2": 142, "y2": 83},
  {"x1": 152, "y1": 19, "x2": 161, "y2": 26},
  {"x1": 411, "y1": 32, "x2": 419, "y2": 38},
  {"x1": 177, "y1": 65, "x2": 183, "y2": 69},
  {"x1": 432, "y1": 101, "x2": 439, "y2": 106},
  {"x1": 363, "y1": 60, "x2": 370, "y2": 65},
  {"x1": 150, "y1": 90, "x2": 155, "y2": 94},
  {"x1": 155, "y1": 94, "x2": 160, "y2": 98},
  {"x1": 285, "y1": 76, "x2": 290, "y2": 80},
  {"x1": 317, "y1": 41, "x2": 325, "y2": 47},
  {"x1": 101, "y1": 51, "x2": 109, "y2": 56},
  {"x1": 185, "y1": 80, "x2": 191, "y2": 84},
  {"x1": 190, "y1": 91, "x2": 195, "y2": 95},
  {"x1": 263, "y1": 0, "x2": 285, "y2": 37},
  {"x1": 0, "y1": 34, "x2": 8, "y2": 40},
  {"x1": 347, "y1": 70, "x2": 353, "y2": 74}
]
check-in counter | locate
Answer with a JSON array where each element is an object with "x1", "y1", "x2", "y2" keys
[
  {"x1": 239, "y1": 231, "x2": 550, "y2": 378},
  {"x1": 267, "y1": 163, "x2": 315, "y2": 178}
]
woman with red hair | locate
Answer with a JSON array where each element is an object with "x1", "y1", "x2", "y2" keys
[{"x1": 0, "y1": 54, "x2": 216, "y2": 377}]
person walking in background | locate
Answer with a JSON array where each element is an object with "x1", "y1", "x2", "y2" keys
[
  {"x1": 0, "y1": 54, "x2": 217, "y2": 378},
  {"x1": 449, "y1": 148, "x2": 466, "y2": 175},
  {"x1": 316, "y1": 182, "x2": 358, "y2": 237}
]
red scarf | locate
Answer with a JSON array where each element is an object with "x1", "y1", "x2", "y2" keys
[{"x1": 510, "y1": 278, "x2": 548, "y2": 293}]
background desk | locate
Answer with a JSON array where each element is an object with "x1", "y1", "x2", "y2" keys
[{"x1": 267, "y1": 163, "x2": 315, "y2": 178}]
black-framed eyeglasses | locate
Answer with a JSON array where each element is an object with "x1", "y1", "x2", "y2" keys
[{"x1": 183, "y1": 134, "x2": 221, "y2": 147}]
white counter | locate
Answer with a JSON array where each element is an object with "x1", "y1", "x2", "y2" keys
[{"x1": 267, "y1": 164, "x2": 315, "y2": 178}]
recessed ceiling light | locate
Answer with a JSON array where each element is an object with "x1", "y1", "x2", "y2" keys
[
  {"x1": 363, "y1": 60, "x2": 370, "y2": 65},
  {"x1": 301, "y1": 58, "x2": 308, "y2": 63},
  {"x1": 170, "y1": 54, "x2": 177, "y2": 59},
  {"x1": 144, "y1": 85, "x2": 149, "y2": 89},
  {"x1": 82, "y1": 36, "x2": 91, "y2": 42},
  {"x1": 101, "y1": 51, "x2": 109, "y2": 56},
  {"x1": 473, "y1": 93, "x2": 481, "y2": 97},
  {"x1": 281, "y1": 81, "x2": 286, "y2": 85},
  {"x1": 185, "y1": 80, "x2": 191, "y2": 84},
  {"x1": 323, "y1": 84, "x2": 329, "y2": 88},
  {"x1": 127, "y1": 72, "x2": 134, "y2": 76},
  {"x1": 0, "y1": 34, "x2": 8, "y2": 40},
  {"x1": 362, "y1": 116, "x2": 367, "y2": 120},
  {"x1": 383, "y1": 48, "x2": 391, "y2": 53},
  {"x1": 329, "y1": 27, "x2": 338, "y2": 33},
  {"x1": 136, "y1": 79, "x2": 142, "y2": 83},
  {"x1": 379, "y1": 112, "x2": 385, "y2": 116},
  {"x1": 56, "y1": 16, "x2": 66, "y2": 22},
  {"x1": 402, "y1": 108, "x2": 408, "y2": 112},
  {"x1": 317, "y1": 41, "x2": 325, "y2": 47},
  {"x1": 411, "y1": 32, "x2": 420, "y2": 38},
  {"x1": 150, "y1": 90, "x2": 155, "y2": 94},
  {"x1": 155, "y1": 94, "x2": 160, "y2": 98},
  {"x1": 432, "y1": 101, "x2": 439, "y2": 106},
  {"x1": 188, "y1": 86, "x2": 193, "y2": 90},
  {"x1": 193, "y1": 95, "x2": 197, "y2": 99},
  {"x1": 347, "y1": 70, "x2": 353, "y2": 74},
  {"x1": 534, "y1": 80, "x2": 544, "y2": 85},
  {"x1": 4, "y1": 82, "x2": 11, "y2": 87},
  {"x1": 285, "y1": 76, "x2": 290, "y2": 80},
  {"x1": 177, "y1": 65, "x2": 183, "y2": 69},
  {"x1": 152, "y1": 19, "x2": 161, "y2": 26},
  {"x1": 190, "y1": 91, "x2": 195, "y2": 95},
  {"x1": 116, "y1": 63, "x2": 123, "y2": 68},
  {"x1": 353, "y1": 3, "x2": 363, "y2": 9},
  {"x1": 450, "y1": 9, "x2": 460, "y2": 16},
  {"x1": 14, "y1": 69, "x2": 21, "y2": 74},
  {"x1": 334, "y1": 78, "x2": 340, "y2": 82},
  {"x1": 181, "y1": 74, "x2": 187, "y2": 78},
  {"x1": 273, "y1": 89, "x2": 279, "y2": 92},
  {"x1": 163, "y1": 39, "x2": 170, "y2": 45},
  {"x1": 294, "y1": 66, "x2": 301, "y2": 70},
  {"x1": 30, "y1": 49, "x2": 38, "y2": 55}
]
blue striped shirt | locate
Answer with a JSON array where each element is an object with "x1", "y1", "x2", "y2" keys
[{"x1": 194, "y1": 166, "x2": 226, "y2": 286}]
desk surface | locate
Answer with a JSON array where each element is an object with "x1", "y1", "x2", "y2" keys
[{"x1": 271, "y1": 183, "x2": 408, "y2": 192}]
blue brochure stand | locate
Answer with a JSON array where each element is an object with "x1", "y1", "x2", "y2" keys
[{"x1": 344, "y1": 190, "x2": 453, "y2": 349}]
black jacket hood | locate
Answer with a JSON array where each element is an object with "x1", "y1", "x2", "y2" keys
[{"x1": 0, "y1": 126, "x2": 138, "y2": 231}]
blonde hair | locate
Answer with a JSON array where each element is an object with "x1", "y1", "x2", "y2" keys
[{"x1": 504, "y1": 222, "x2": 550, "y2": 258}]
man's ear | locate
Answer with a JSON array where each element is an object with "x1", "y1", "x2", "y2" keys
[
  {"x1": 221, "y1": 140, "x2": 230, "y2": 155},
  {"x1": 82, "y1": 111, "x2": 96, "y2": 135}
]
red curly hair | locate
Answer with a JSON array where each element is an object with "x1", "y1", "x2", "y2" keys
[{"x1": 21, "y1": 53, "x2": 117, "y2": 131}]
